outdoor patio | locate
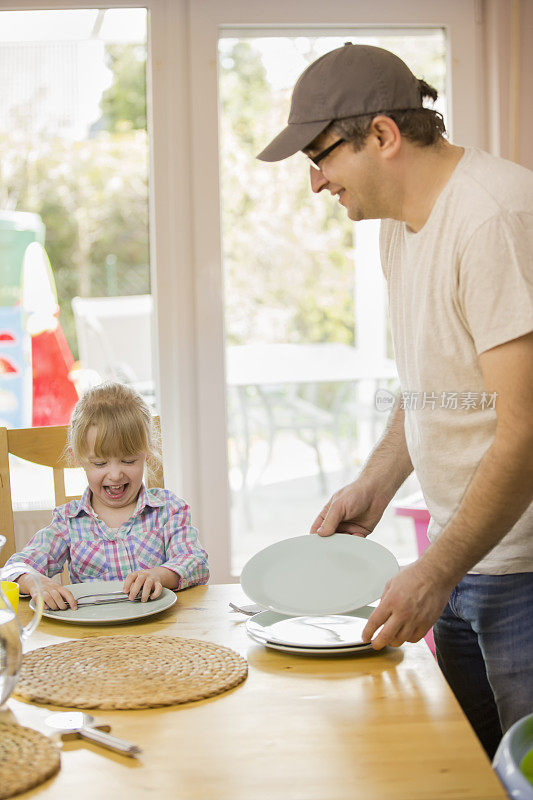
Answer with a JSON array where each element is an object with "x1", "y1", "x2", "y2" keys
[{"x1": 230, "y1": 428, "x2": 421, "y2": 575}]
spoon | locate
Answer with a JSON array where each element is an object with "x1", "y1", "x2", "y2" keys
[{"x1": 46, "y1": 712, "x2": 141, "y2": 757}]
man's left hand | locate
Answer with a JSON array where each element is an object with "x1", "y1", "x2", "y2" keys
[{"x1": 362, "y1": 561, "x2": 453, "y2": 649}]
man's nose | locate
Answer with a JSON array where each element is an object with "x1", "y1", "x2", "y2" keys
[{"x1": 309, "y1": 165, "x2": 329, "y2": 193}]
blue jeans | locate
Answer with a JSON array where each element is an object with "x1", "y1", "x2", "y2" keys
[{"x1": 433, "y1": 572, "x2": 533, "y2": 760}]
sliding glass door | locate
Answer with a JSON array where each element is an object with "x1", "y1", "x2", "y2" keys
[
  {"x1": 189, "y1": 0, "x2": 483, "y2": 581},
  {"x1": 218, "y1": 29, "x2": 446, "y2": 573},
  {"x1": 0, "y1": 7, "x2": 154, "y2": 529}
]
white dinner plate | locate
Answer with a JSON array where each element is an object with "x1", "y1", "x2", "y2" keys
[
  {"x1": 246, "y1": 627, "x2": 373, "y2": 656},
  {"x1": 247, "y1": 608, "x2": 374, "y2": 649},
  {"x1": 30, "y1": 579, "x2": 177, "y2": 625},
  {"x1": 247, "y1": 632, "x2": 373, "y2": 656},
  {"x1": 240, "y1": 534, "x2": 399, "y2": 616}
]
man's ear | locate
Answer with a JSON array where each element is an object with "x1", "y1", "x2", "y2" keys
[{"x1": 369, "y1": 115, "x2": 401, "y2": 157}]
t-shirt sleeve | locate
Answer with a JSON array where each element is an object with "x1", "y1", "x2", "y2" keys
[{"x1": 457, "y1": 211, "x2": 533, "y2": 354}]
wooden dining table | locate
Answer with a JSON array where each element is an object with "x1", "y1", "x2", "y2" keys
[{"x1": 6, "y1": 584, "x2": 506, "y2": 800}]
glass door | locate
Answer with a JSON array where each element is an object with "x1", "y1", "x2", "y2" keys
[
  {"x1": 218, "y1": 30, "x2": 447, "y2": 573},
  {"x1": 0, "y1": 8, "x2": 153, "y2": 530}
]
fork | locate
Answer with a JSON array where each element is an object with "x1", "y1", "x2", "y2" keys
[{"x1": 229, "y1": 602, "x2": 265, "y2": 615}]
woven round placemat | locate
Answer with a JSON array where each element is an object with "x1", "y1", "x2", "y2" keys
[
  {"x1": 15, "y1": 635, "x2": 247, "y2": 710},
  {"x1": 0, "y1": 723, "x2": 60, "y2": 799}
]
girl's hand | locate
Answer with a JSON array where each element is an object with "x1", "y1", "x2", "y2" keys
[
  {"x1": 123, "y1": 569, "x2": 163, "y2": 602},
  {"x1": 18, "y1": 574, "x2": 77, "y2": 611}
]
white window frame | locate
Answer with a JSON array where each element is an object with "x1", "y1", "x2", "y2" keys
[{"x1": 4, "y1": 1, "x2": 485, "y2": 583}]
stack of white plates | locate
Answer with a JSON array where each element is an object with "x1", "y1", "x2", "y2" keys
[
  {"x1": 240, "y1": 534, "x2": 399, "y2": 655},
  {"x1": 246, "y1": 609, "x2": 375, "y2": 655}
]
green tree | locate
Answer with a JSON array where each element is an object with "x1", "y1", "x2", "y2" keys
[
  {"x1": 219, "y1": 35, "x2": 446, "y2": 350},
  {"x1": 0, "y1": 43, "x2": 150, "y2": 359},
  {"x1": 220, "y1": 40, "x2": 355, "y2": 347},
  {"x1": 99, "y1": 44, "x2": 147, "y2": 132}
]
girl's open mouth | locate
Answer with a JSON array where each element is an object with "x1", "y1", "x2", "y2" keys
[{"x1": 104, "y1": 483, "x2": 128, "y2": 499}]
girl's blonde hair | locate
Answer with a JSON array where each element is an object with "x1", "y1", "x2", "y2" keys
[{"x1": 68, "y1": 382, "x2": 161, "y2": 482}]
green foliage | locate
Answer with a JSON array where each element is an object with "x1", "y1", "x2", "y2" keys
[
  {"x1": 219, "y1": 35, "x2": 446, "y2": 348},
  {"x1": 0, "y1": 35, "x2": 445, "y2": 366},
  {"x1": 220, "y1": 40, "x2": 355, "y2": 346},
  {"x1": 99, "y1": 45, "x2": 147, "y2": 132},
  {"x1": 0, "y1": 44, "x2": 149, "y2": 359}
]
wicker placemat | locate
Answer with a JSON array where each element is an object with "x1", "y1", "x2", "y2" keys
[
  {"x1": 0, "y1": 723, "x2": 60, "y2": 799},
  {"x1": 15, "y1": 635, "x2": 248, "y2": 709}
]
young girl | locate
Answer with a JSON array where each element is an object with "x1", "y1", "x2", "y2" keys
[{"x1": 6, "y1": 382, "x2": 209, "y2": 610}]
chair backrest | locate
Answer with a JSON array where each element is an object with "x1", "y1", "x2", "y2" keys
[{"x1": 0, "y1": 418, "x2": 164, "y2": 567}]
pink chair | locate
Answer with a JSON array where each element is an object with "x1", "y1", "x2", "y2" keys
[{"x1": 393, "y1": 494, "x2": 435, "y2": 655}]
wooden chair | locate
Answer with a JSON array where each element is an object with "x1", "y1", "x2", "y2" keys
[{"x1": 0, "y1": 420, "x2": 163, "y2": 569}]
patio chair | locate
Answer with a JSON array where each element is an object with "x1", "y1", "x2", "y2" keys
[
  {"x1": 72, "y1": 295, "x2": 155, "y2": 406},
  {"x1": 229, "y1": 382, "x2": 336, "y2": 494}
]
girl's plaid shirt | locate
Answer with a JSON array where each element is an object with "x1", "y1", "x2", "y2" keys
[{"x1": 6, "y1": 486, "x2": 209, "y2": 588}]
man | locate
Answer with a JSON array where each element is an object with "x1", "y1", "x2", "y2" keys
[{"x1": 257, "y1": 43, "x2": 533, "y2": 758}]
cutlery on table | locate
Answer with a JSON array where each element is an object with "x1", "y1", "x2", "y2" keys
[
  {"x1": 46, "y1": 712, "x2": 141, "y2": 757},
  {"x1": 65, "y1": 591, "x2": 144, "y2": 608},
  {"x1": 229, "y1": 602, "x2": 265, "y2": 615}
]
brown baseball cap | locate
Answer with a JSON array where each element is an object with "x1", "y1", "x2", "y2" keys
[{"x1": 257, "y1": 43, "x2": 423, "y2": 162}]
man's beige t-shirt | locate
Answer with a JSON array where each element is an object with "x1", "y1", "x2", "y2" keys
[{"x1": 380, "y1": 147, "x2": 533, "y2": 574}]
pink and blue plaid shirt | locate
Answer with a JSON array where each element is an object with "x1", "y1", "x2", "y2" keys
[{"x1": 6, "y1": 485, "x2": 209, "y2": 588}]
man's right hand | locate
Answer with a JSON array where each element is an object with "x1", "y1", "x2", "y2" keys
[
  {"x1": 18, "y1": 573, "x2": 77, "y2": 611},
  {"x1": 309, "y1": 477, "x2": 391, "y2": 537}
]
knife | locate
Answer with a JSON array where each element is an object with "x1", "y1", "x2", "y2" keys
[{"x1": 67, "y1": 591, "x2": 144, "y2": 608}]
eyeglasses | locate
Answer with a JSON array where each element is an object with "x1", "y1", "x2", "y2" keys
[{"x1": 307, "y1": 138, "x2": 345, "y2": 170}]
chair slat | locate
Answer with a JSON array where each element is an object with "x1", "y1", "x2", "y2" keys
[
  {"x1": 0, "y1": 427, "x2": 16, "y2": 564},
  {"x1": 53, "y1": 468, "x2": 68, "y2": 507}
]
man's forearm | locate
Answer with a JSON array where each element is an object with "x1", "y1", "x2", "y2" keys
[
  {"x1": 420, "y1": 434, "x2": 533, "y2": 588},
  {"x1": 361, "y1": 398, "x2": 414, "y2": 499}
]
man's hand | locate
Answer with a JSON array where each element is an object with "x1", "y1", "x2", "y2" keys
[
  {"x1": 362, "y1": 561, "x2": 453, "y2": 649},
  {"x1": 310, "y1": 399, "x2": 413, "y2": 538},
  {"x1": 310, "y1": 477, "x2": 391, "y2": 537},
  {"x1": 18, "y1": 573, "x2": 77, "y2": 611}
]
